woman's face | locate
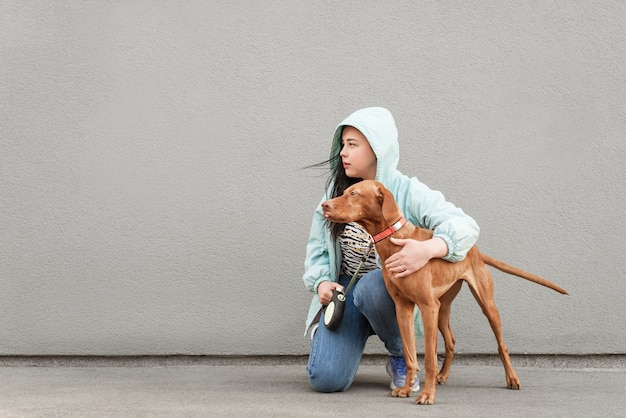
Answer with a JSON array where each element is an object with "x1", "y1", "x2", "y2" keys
[{"x1": 340, "y1": 126, "x2": 377, "y2": 180}]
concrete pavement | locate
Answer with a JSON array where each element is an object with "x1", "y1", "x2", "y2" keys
[{"x1": 1, "y1": 355, "x2": 625, "y2": 417}]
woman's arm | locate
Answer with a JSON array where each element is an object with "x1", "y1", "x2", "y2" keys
[
  {"x1": 385, "y1": 236, "x2": 448, "y2": 278},
  {"x1": 303, "y1": 198, "x2": 334, "y2": 293},
  {"x1": 388, "y1": 177, "x2": 480, "y2": 277}
]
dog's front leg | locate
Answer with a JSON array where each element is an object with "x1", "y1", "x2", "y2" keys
[
  {"x1": 389, "y1": 298, "x2": 418, "y2": 399},
  {"x1": 415, "y1": 302, "x2": 439, "y2": 405}
]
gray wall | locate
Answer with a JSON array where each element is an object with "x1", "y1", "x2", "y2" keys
[{"x1": 1, "y1": 1, "x2": 624, "y2": 357}]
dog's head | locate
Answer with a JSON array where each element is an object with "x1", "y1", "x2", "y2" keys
[{"x1": 321, "y1": 180, "x2": 401, "y2": 231}]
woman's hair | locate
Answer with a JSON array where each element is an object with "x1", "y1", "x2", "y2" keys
[{"x1": 308, "y1": 144, "x2": 362, "y2": 241}]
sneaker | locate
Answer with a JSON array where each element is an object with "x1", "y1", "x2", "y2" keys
[{"x1": 386, "y1": 355, "x2": 420, "y2": 392}]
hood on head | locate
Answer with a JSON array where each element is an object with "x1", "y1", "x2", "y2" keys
[{"x1": 330, "y1": 107, "x2": 399, "y2": 184}]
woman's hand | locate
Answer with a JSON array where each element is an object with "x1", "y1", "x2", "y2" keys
[
  {"x1": 385, "y1": 237, "x2": 448, "y2": 278},
  {"x1": 317, "y1": 281, "x2": 344, "y2": 305}
]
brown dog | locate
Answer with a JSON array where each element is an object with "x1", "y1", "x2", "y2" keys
[{"x1": 321, "y1": 180, "x2": 568, "y2": 405}]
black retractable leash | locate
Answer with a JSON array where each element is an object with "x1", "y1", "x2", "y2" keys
[{"x1": 323, "y1": 241, "x2": 374, "y2": 330}]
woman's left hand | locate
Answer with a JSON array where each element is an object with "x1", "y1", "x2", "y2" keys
[{"x1": 384, "y1": 237, "x2": 448, "y2": 278}]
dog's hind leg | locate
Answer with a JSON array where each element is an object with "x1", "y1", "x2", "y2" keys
[
  {"x1": 466, "y1": 266, "x2": 521, "y2": 389},
  {"x1": 437, "y1": 280, "x2": 462, "y2": 384}
]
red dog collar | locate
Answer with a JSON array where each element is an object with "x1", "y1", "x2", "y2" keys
[{"x1": 371, "y1": 217, "x2": 407, "y2": 243}]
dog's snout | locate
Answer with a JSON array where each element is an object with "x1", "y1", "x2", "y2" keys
[{"x1": 321, "y1": 201, "x2": 331, "y2": 212}]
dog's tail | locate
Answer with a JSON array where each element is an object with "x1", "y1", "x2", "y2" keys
[{"x1": 481, "y1": 254, "x2": 569, "y2": 295}]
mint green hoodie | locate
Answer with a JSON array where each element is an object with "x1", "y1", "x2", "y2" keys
[{"x1": 303, "y1": 107, "x2": 479, "y2": 335}]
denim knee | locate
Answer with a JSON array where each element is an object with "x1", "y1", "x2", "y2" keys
[
  {"x1": 352, "y1": 269, "x2": 385, "y2": 310},
  {"x1": 307, "y1": 364, "x2": 350, "y2": 393},
  {"x1": 352, "y1": 283, "x2": 370, "y2": 310}
]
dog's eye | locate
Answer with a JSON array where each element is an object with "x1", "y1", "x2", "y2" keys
[{"x1": 350, "y1": 191, "x2": 357, "y2": 196}]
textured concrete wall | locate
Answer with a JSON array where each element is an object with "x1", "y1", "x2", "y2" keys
[{"x1": 1, "y1": 1, "x2": 624, "y2": 356}]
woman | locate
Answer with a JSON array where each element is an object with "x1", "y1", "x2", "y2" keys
[{"x1": 303, "y1": 107, "x2": 480, "y2": 393}]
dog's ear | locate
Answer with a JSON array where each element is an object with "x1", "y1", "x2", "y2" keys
[{"x1": 379, "y1": 184, "x2": 400, "y2": 223}]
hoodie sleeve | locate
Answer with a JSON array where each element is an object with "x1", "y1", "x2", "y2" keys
[
  {"x1": 303, "y1": 198, "x2": 334, "y2": 293},
  {"x1": 403, "y1": 178, "x2": 480, "y2": 262}
]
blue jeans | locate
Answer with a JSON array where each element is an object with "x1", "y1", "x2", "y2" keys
[{"x1": 307, "y1": 269, "x2": 404, "y2": 392}]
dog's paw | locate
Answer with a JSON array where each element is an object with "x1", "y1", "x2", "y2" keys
[
  {"x1": 415, "y1": 391, "x2": 435, "y2": 405},
  {"x1": 506, "y1": 377, "x2": 521, "y2": 390},
  {"x1": 436, "y1": 373, "x2": 449, "y2": 384},
  {"x1": 389, "y1": 387, "x2": 412, "y2": 398}
]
